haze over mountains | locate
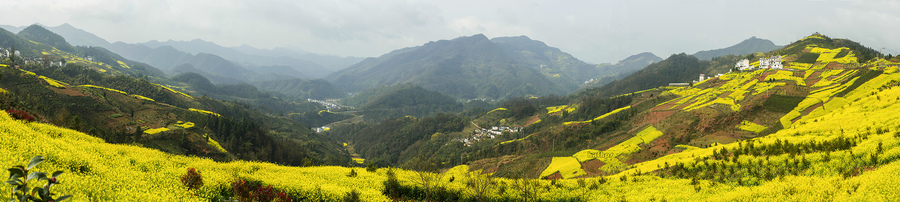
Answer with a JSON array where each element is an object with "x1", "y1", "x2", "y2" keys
[
  {"x1": 327, "y1": 34, "x2": 667, "y2": 99},
  {"x1": 692, "y1": 36, "x2": 782, "y2": 60},
  {"x1": 2, "y1": 23, "x2": 363, "y2": 80},
  {"x1": 1, "y1": 23, "x2": 788, "y2": 102}
]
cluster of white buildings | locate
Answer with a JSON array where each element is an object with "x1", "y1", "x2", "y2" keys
[
  {"x1": 314, "y1": 126, "x2": 331, "y2": 133},
  {"x1": 457, "y1": 126, "x2": 522, "y2": 146},
  {"x1": 1, "y1": 47, "x2": 20, "y2": 58},
  {"x1": 1, "y1": 47, "x2": 69, "y2": 68},
  {"x1": 736, "y1": 55, "x2": 783, "y2": 71},
  {"x1": 307, "y1": 99, "x2": 340, "y2": 111},
  {"x1": 690, "y1": 73, "x2": 726, "y2": 84}
]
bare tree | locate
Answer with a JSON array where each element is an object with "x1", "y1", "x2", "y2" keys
[
  {"x1": 414, "y1": 171, "x2": 444, "y2": 201},
  {"x1": 466, "y1": 170, "x2": 494, "y2": 202},
  {"x1": 513, "y1": 175, "x2": 542, "y2": 202}
]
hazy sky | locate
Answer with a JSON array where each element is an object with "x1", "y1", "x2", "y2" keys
[{"x1": 3, "y1": 0, "x2": 899, "y2": 63}]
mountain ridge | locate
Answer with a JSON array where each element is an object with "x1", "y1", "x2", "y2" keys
[
  {"x1": 693, "y1": 36, "x2": 782, "y2": 60},
  {"x1": 327, "y1": 34, "x2": 567, "y2": 99}
]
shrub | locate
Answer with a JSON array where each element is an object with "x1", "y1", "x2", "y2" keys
[
  {"x1": 6, "y1": 109, "x2": 35, "y2": 122},
  {"x1": 230, "y1": 179, "x2": 291, "y2": 202},
  {"x1": 383, "y1": 168, "x2": 401, "y2": 198},
  {"x1": 366, "y1": 162, "x2": 378, "y2": 172},
  {"x1": 180, "y1": 168, "x2": 203, "y2": 190},
  {"x1": 6, "y1": 156, "x2": 73, "y2": 202},
  {"x1": 347, "y1": 169, "x2": 357, "y2": 177},
  {"x1": 342, "y1": 190, "x2": 360, "y2": 202}
]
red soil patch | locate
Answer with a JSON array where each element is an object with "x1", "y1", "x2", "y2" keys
[
  {"x1": 635, "y1": 110, "x2": 676, "y2": 126},
  {"x1": 545, "y1": 172, "x2": 563, "y2": 180},
  {"x1": 801, "y1": 102, "x2": 824, "y2": 115},
  {"x1": 806, "y1": 71, "x2": 823, "y2": 86},
  {"x1": 758, "y1": 71, "x2": 776, "y2": 81},
  {"x1": 653, "y1": 100, "x2": 679, "y2": 111},
  {"x1": 581, "y1": 159, "x2": 606, "y2": 177},
  {"x1": 524, "y1": 115, "x2": 541, "y2": 126}
]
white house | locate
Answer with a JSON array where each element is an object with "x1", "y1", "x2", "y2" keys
[
  {"x1": 699, "y1": 73, "x2": 706, "y2": 82},
  {"x1": 759, "y1": 55, "x2": 782, "y2": 69},
  {"x1": 736, "y1": 59, "x2": 752, "y2": 71}
]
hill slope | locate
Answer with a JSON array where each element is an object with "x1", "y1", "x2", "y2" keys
[
  {"x1": 693, "y1": 36, "x2": 782, "y2": 60},
  {"x1": 490, "y1": 36, "x2": 602, "y2": 91},
  {"x1": 581, "y1": 52, "x2": 663, "y2": 89},
  {"x1": 44, "y1": 23, "x2": 111, "y2": 47},
  {"x1": 327, "y1": 34, "x2": 567, "y2": 99},
  {"x1": 3, "y1": 50, "x2": 899, "y2": 200},
  {"x1": 141, "y1": 39, "x2": 334, "y2": 78}
]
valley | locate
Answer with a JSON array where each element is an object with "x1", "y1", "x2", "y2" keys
[{"x1": 1, "y1": 19, "x2": 899, "y2": 202}]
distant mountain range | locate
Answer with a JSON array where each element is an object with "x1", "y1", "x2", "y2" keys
[
  {"x1": 580, "y1": 52, "x2": 663, "y2": 90},
  {"x1": 327, "y1": 34, "x2": 662, "y2": 99},
  {"x1": 327, "y1": 34, "x2": 572, "y2": 99},
  {"x1": 692, "y1": 36, "x2": 782, "y2": 60},
  {"x1": 3, "y1": 22, "x2": 791, "y2": 103},
  {"x1": 1, "y1": 23, "x2": 363, "y2": 79}
]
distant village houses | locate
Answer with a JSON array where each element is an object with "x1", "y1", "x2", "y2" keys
[
  {"x1": 736, "y1": 55, "x2": 782, "y2": 71},
  {"x1": 457, "y1": 125, "x2": 522, "y2": 146}
]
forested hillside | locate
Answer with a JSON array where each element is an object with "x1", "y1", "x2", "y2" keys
[
  {"x1": 327, "y1": 34, "x2": 569, "y2": 99},
  {"x1": 693, "y1": 37, "x2": 783, "y2": 60},
  {"x1": 0, "y1": 26, "x2": 350, "y2": 167},
  {"x1": 338, "y1": 83, "x2": 462, "y2": 121}
]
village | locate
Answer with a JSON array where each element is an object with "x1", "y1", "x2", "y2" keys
[
  {"x1": 1, "y1": 47, "x2": 78, "y2": 68},
  {"x1": 306, "y1": 98, "x2": 341, "y2": 111},
  {"x1": 669, "y1": 55, "x2": 785, "y2": 87},
  {"x1": 457, "y1": 125, "x2": 522, "y2": 146}
]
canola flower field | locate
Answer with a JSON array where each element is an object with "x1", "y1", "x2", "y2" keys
[
  {"x1": 2, "y1": 106, "x2": 899, "y2": 201},
  {"x1": 3, "y1": 43, "x2": 900, "y2": 201}
]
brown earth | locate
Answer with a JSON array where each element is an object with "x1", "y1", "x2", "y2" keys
[{"x1": 580, "y1": 159, "x2": 606, "y2": 177}]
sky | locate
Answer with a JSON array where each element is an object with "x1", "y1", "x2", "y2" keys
[{"x1": 2, "y1": 0, "x2": 899, "y2": 63}]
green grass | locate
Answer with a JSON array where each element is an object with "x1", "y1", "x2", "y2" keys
[
  {"x1": 795, "y1": 53, "x2": 821, "y2": 64},
  {"x1": 834, "y1": 49, "x2": 850, "y2": 58},
  {"x1": 763, "y1": 95, "x2": 806, "y2": 112},
  {"x1": 835, "y1": 70, "x2": 883, "y2": 97}
]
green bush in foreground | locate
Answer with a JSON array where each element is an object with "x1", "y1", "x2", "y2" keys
[{"x1": 5, "y1": 156, "x2": 72, "y2": 202}]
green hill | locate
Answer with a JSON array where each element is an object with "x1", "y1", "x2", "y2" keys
[
  {"x1": 580, "y1": 53, "x2": 709, "y2": 98},
  {"x1": 0, "y1": 27, "x2": 351, "y2": 167},
  {"x1": 251, "y1": 78, "x2": 346, "y2": 100},
  {"x1": 18, "y1": 24, "x2": 76, "y2": 53},
  {"x1": 326, "y1": 33, "x2": 900, "y2": 182},
  {"x1": 580, "y1": 52, "x2": 663, "y2": 90},
  {"x1": 339, "y1": 83, "x2": 462, "y2": 121},
  {"x1": 327, "y1": 34, "x2": 568, "y2": 99},
  {"x1": 490, "y1": 35, "x2": 600, "y2": 91},
  {"x1": 693, "y1": 36, "x2": 783, "y2": 60}
]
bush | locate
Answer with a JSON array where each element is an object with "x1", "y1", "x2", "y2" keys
[
  {"x1": 180, "y1": 168, "x2": 203, "y2": 190},
  {"x1": 366, "y1": 162, "x2": 378, "y2": 172},
  {"x1": 342, "y1": 190, "x2": 360, "y2": 202},
  {"x1": 230, "y1": 179, "x2": 291, "y2": 202},
  {"x1": 6, "y1": 109, "x2": 35, "y2": 122},
  {"x1": 6, "y1": 156, "x2": 73, "y2": 202},
  {"x1": 347, "y1": 169, "x2": 357, "y2": 177},
  {"x1": 383, "y1": 168, "x2": 401, "y2": 198}
]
